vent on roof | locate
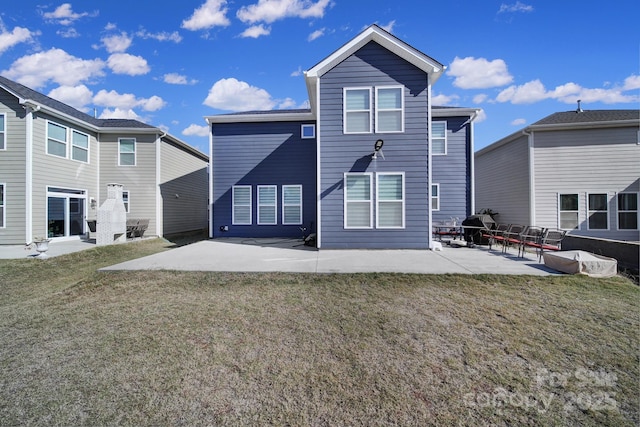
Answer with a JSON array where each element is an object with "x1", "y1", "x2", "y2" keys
[{"x1": 576, "y1": 99, "x2": 583, "y2": 113}]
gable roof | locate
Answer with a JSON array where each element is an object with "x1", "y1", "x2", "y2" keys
[{"x1": 304, "y1": 25, "x2": 445, "y2": 116}]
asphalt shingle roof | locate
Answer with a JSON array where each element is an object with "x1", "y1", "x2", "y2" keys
[{"x1": 532, "y1": 109, "x2": 640, "y2": 126}]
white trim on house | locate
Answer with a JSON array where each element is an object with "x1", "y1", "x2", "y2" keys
[
  {"x1": 282, "y1": 184, "x2": 303, "y2": 225},
  {"x1": 118, "y1": 137, "x2": 136, "y2": 166},
  {"x1": 616, "y1": 192, "x2": 639, "y2": 231},
  {"x1": 25, "y1": 105, "x2": 35, "y2": 244},
  {"x1": 232, "y1": 185, "x2": 252, "y2": 225},
  {"x1": 427, "y1": 75, "x2": 433, "y2": 249},
  {"x1": 586, "y1": 192, "x2": 610, "y2": 231},
  {"x1": 376, "y1": 172, "x2": 405, "y2": 229},
  {"x1": 375, "y1": 86, "x2": 404, "y2": 133},
  {"x1": 122, "y1": 190, "x2": 130, "y2": 213},
  {"x1": 205, "y1": 111, "x2": 314, "y2": 124},
  {"x1": 431, "y1": 183, "x2": 440, "y2": 211},
  {"x1": 344, "y1": 172, "x2": 373, "y2": 229},
  {"x1": 343, "y1": 87, "x2": 372, "y2": 134},
  {"x1": 301, "y1": 124, "x2": 315, "y2": 139},
  {"x1": 46, "y1": 120, "x2": 68, "y2": 159},
  {"x1": 316, "y1": 79, "x2": 322, "y2": 248},
  {"x1": 257, "y1": 185, "x2": 277, "y2": 225},
  {"x1": 0, "y1": 112, "x2": 6, "y2": 150},
  {"x1": 0, "y1": 183, "x2": 5, "y2": 228},
  {"x1": 558, "y1": 192, "x2": 580, "y2": 231},
  {"x1": 70, "y1": 128, "x2": 90, "y2": 163},
  {"x1": 431, "y1": 121, "x2": 447, "y2": 155}
]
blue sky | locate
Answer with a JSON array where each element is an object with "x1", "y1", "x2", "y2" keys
[{"x1": 1, "y1": 1, "x2": 638, "y2": 154}]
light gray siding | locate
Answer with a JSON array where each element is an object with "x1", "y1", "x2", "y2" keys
[
  {"x1": 160, "y1": 139, "x2": 208, "y2": 235},
  {"x1": 319, "y1": 41, "x2": 430, "y2": 249},
  {"x1": 475, "y1": 134, "x2": 531, "y2": 225},
  {"x1": 99, "y1": 133, "x2": 158, "y2": 236},
  {"x1": 533, "y1": 127, "x2": 640, "y2": 240},
  {"x1": 0, "y1": 90, "x2": 27, "y2": 244}
]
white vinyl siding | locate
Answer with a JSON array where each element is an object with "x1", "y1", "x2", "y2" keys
[
  {"x1": 47, "y1": 121, "x2": 68, "y2": 158},
  {"x1": 282, "y1": 185, "x2": 302, "y2": 225},
  {"x1": 257, "y1": 185, "x2": 277, "y2": 225},
  {"x1": 559, "y1": 193, "x2": 579, "y2": 230},
  {"x1": 617, "y1": 193, "x2": 638, "y2": 230},
  {"x1": 0, "y1": 113, "x2": 5, "y2": 150},
  {"x1": 232, "y1": 185, "x2": 252, "y2": 225},
  {"x1": 344, "y1": 88, "x2": 372, "y2": 134},
  {"x1": 431, "y1": 183, "x2": 440, "y2": 211},
  {"x1": 344, "y1": 173, "x2": 372, "y2": 228},
  {"x1": 122, "y1": 190, "x2": 130, "y2": 213},
  {"x1": 375, "y1": 87, "x2": 404, "y2": 133},
  {"x1": 301, "y1": 124, "x2": 315, "y2": 139},
  {"x1": 376, "y1": 173, "x2": 404, "y2": 228},
  {"x1": 119, "y1": 138, "x2": 136, "y2": 166},
  {"x1": 432, "y1": 122, "x2": 446, "y2": 155},
  {"x1": 71, "y1": 130, "x2": 89, "y2": 163},
  {"x1": 0, "y1": 183, "x2": 5, "y2": 228},
  {"x1": 587, "y1": 193, "x2": 608, "y2": 230}
]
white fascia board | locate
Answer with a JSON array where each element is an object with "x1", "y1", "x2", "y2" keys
[
  {"x1": 205, "y1": 111, "x2": 315, "y2": 124},
  {"x1": 432, "y1": 108, "x2": 481, "y2": 118}
]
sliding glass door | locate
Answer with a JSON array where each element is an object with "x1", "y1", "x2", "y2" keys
[{"x1": 47, "y1": 187, "x2": 86, "y2": 239}]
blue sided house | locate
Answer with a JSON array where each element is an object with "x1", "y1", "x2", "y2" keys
[{"x1": 206, "y1": 25, "x2": 481, "y2": 249}]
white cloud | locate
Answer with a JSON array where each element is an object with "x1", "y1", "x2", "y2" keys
[
  {"x1": 474, "y1": 109, "x2": 487, "y2": 123},
  {"x1": 1, "y1": 48, "x2": 105, "y2": 88},
  {"x1": 278, "y1": 98, "x2": 297, "y2": 109},
  {"x1": 290, "y1": 66, "x2": 303, "y2": 77},
  {"x1": 0, "y1": 26, "x2": 39, "y2": 55},
  {"x1": 48, "y1": 85, "x2": 94, "y2": 110},
  {"x1": 511, "y1": 118, "x2": 526, "y2": 126},
  {"x1": 102, "y1": 32, "x2": 132, "y2": 53},
  {"x1": 182, "y1": 0, "x2": 231, "y2": 31},
  {"x1": 496, "y1": 79, "x2": 547, "y2": 104},
  {"x1": 379, "y1": 20, "x2": 396, "y2": 33},
  {"x1": 237, "y1": 0, "x2": 331, "y2": 24},
  {"x1": 239, "y1": 25, "x2": 271, "y2": 38},
  {"x1": 107, "y1": 53, "x2": 150, "y2": 75},
  {"x1": 203, "y1": 78, "x2": 276, "y2": 111},
  {"x1": 432, "y1": 93, "x2": 460, "y2": 105},
  {"x1": 473, "y1": 94, "x2": 488, "y2": 104},
  {"x1": 447, "y1": 56, "x2": 513, "y2": 89},
  {"x1": 182, "y1": 124, "x2": 210, "y2": 137},
  {"x1": 42, "y1": 3, "x2": 98, "y2": 26},
  {"x1": 57, "y1": 28, "x2": 80, "y2": 38},
  {"x1": 163, "y1": 73, "x2": 198, "y2": 85},
  {"x1": 307, "y1": 28, "x2": 324, "y2": 41},
  {"x1": 623, "y1": 75, "x2": 640, "y2": 90},
  {"x1": 498, "y1": 2, "x2": 533, "y2": 13},
  {"x1": 136, "y1": 29, "x2": 183, "y2": 43},
  {"x1": 93, "y1": 89, "x2": 165, "y2": 111},
  {"x1": 98, "y1": 108, "x2": 142, "y2": 120}
]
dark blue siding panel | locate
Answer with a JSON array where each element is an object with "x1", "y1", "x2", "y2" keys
[
  {"x1": 211, "y1": 121, "x2": 316, "y2": 238},
  {"x1": 319, "y1": 41, "x2": 431, "y2": 249},
  {"x1": 432, "y1": 117, "x2": 472, "y2": 223}
]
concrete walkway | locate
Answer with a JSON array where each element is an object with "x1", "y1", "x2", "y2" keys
[{"x1": 100, "y1": 238, "x2": 560, "y2": 275}]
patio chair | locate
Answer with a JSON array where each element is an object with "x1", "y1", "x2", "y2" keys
[
  {"x1": 481, "y1": 223, "x2": 510, "y2": 251},
  {"x1": 502, "y1": 224, "x2": 526, "y2": 253},
  {"x1": 518, "y1": 226, "x2": 546, "y2": 258},
  {"x1": 533, "y1": 228, "x2": 567, "y2": 261}
]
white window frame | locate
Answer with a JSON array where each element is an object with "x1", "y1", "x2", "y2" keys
[
  {"x1": 617, "y1": 192, "x2": 639, "y2": 230},
  {"x1": 587, "y1": 192, "x2": 609, "y2": 230},
  {"x1": 558, "y1": 193, "x2": 580, "y2": 230},
  {"x1": 46, "y1": 120, "x2": 68, "y2": 158},
  {"x1": 301, "y1": 124, "x2": 315, "y2": 139},
  {"x1": 0, "y1": 113, "x2": 6, "y2": 150},
  {"x1": 118, "y1": 138, "x2": 136, "y2": 166},
  {"x1": 431, "y1": 183, "x2": 440, "y2": 211},
  {"x1": 232, "y1": 185, "x2": 252, "y2": 225},
  {"x1": 343, "y1": 87, "x2": 372, "y2": 134},
  {"x1": 282, "y1": 185, "x2": 303, "y2": 225},
  {"x1": 257, "y1": 185, "x2": 277, "y2": 225},
  {"x1": 122, "y1": 190, "x2": 130, "y2": 213},
  {"x1": 71, "y1": 129, "x2": 90, "y2": 163},
  {"x1": 344, "y1": 173, "x2": 373, "y2": 229},
  {"x1": 376, "y1": 172, "x2": 405, "y2": 229},
  {"x1": 0, "y1": 183, "x2": 5, "y2": 228},
  {"x1": 431, "y1": 121, "x2": 447, "y2": 155},
  {"x1": 375, "y1": 86, "x2": 404, "y2": 133}
]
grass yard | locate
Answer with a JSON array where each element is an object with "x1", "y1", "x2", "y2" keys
[{"x1": 0, "y1": 238, "x2": 638, "y2": 426}]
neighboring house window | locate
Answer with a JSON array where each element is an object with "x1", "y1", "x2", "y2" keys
[
  {"x1": 375, "y1": 87, "x2": 404, "y2": 133},
  {"x1": 47, "y1": 121, "x2": 68, "y2": 158},
  {"x1": 377, "y1": 173, "x2": 405, "y2": 228},
  {"x1": 232, "y1": 185, "x2": 252, "y2": 225},
  {"x1": 301, "y1": 124, "x2": 315, "y2": 139},
  {"x1": 257, "y1": 185, "x2": 277, "y2": 225},
  {"x1": 587, "y1": 193, "x2": 608, "y2": 230},
  {"x1": 344, "y1": 173, "x2": 372, "y2": 228},
  {"x1": 0, "y1": 113, "x2": 5, "y2": 150},
  {"x1": 122, "y1": 190, "x2": 130, "y2": 213},
  {"x1": 617, "y1": 193, "x2": 638, "y2": 230},
  {"x1": 119, "y1": 138, "x2": 136, "y2": 166},
  {"x1": 71, "y1": 130, "x2": 89, "y2": 163},
  {"x1": 431, "y1": 184, "x2": 440, "y2": 211},
  {"x1": 559, "y1": 193, "x2": 579, "y2": 230},
  {"x1": 431, "y1": 122, "x2": 447, "y2": 155},
  {"x1": 344, "y1": 88, "x2": 371, "y2": 134},
  {"x1": 0, "y1": 183, "x2": 5, "y2": 228},
  {"x1": 282, "y1": 185, "x2": 302, "y2": 225}
]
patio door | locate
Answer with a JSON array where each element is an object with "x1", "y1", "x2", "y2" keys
[{"x1": 47, "y1": 187, "x2": 86, "y2": 240}]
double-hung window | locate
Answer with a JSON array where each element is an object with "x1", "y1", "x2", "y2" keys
[
  {"x1": 0, "y1": 113, "x2": 5, "y2": 150},
  {"x1": 617, "y1": 193, "x2": 638, "y2": 230},
  {"x1": 344, "y1": 173, "x2": 372, "y2": 228},
  {"x1": 431, "y1": 122, "x2": 447, "y2": 155},
  {"x1": 71, "y1": 130, "x2": 89, "y2": 163},
  {"x1": 377, "y1": 173, "x2": 404, "y2": 228},
  {"x1": 282, "y1": 185, "x2": 302, "y2": 225},
  {"x1": 0, "y1": 183, "x2": 5, "y2": 228},
  {"x1": 232, "y1": 186, "x2": 252, "y2": 225},
  {"x1": 431, "y1": 184, "x2": 440, "y2": 211},
  {"x1": 375, "y1": 87, "x2": 403, "y2": 133},
  {"x1": 257, "y1": 186, "x2": 277, "y2": 225},
  {"x1": 344, "y1": 88, "x2": 371, "y2": 133},
  {"x1": 119, "y1": 138, "x2": 136, "y2": 166},
  {"x1": 47, "y1": 121, "x2": 68, "y2": 158},
  {"x1": 122, "y1": 190, "x2": 130, "y2": 213},
  {"x1": 559, "y1": 193, "x2": 579, "y2": 230},
  {"x1": 587, "y1": 193, "x2": 608, "y2": 230}
]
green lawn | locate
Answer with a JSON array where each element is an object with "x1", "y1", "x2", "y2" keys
[{"x1": 1, "y1": 238, "x2": 638, "y2": 426}]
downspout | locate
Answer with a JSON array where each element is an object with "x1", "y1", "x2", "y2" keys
[
  {"x1": 22, "y1": 102, "x2": 40, "y2": 243},
  {"x1": 523, "y1": 128, "x2": 535, "y2": 225},
  {"x1": 427, "y1": 75, "x2": 433, "y2": 249},
  {"x1": 207, "y1": 120, "x2": 214, "y2": 238},
  {"x1": 155, "y1": 132, "x2": 166, "y2": 237}
]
